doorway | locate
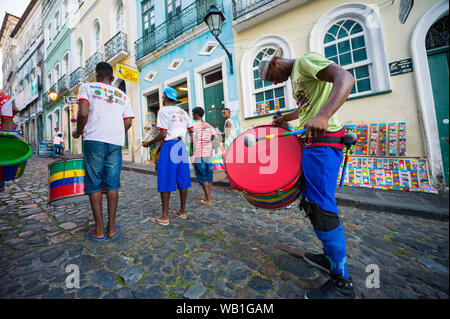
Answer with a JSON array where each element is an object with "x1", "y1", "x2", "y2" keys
[
  {"x1": 426, "y1": 15, "x2": 449, "y2": 185},
  {"x1": 202, "y1": 68, "x2": 225, "y2": 132}
]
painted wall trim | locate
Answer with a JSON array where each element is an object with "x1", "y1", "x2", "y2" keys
[{"x1": 411, "y1": 0, "x2": 448, "y2": 187}]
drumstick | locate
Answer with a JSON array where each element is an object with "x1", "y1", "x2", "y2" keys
[
  {"x1": 134, "y1": 138, "x2": 151, "y2": 154},
  {"x1": 244, "y1": 129, "x2": 306, "y2": 147}
]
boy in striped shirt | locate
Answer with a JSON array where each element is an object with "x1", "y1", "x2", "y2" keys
[{"x1": 192, "y1": 107, "x2": 220, "y2": 205}]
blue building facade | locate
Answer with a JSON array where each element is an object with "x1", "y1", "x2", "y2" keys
[{"x1": 134, "y1": 0, "x2": 240, "y2": 162}]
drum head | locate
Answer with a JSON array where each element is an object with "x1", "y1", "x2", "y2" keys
[{"x1": 224, "y1": 125, "x2": 302, "y2": 194}]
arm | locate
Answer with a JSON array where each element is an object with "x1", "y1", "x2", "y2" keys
[
  {"x1": 142, "y1": 129, "x2": 167, "y2": 148},
  {"x1": 305, "y1": 63, "x2": 354, "y2": 138},
  {"x1": 72, "y1": 99, "x2": 89, "y2": 138},
  {"x1": 124, "y1": 118, "x2": 132, "y2": 132}
]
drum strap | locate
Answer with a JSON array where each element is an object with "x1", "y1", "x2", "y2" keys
[{"x1": 302, "y1": 128, "x2": 345, "y2": 150}]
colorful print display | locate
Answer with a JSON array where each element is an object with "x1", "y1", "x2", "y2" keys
[
  {"x1": 345, "y1": 122, "x2": 406, "y2": 157},
  {"x1": 337, "y1": 157, "x2": 437, "y2": 193}
]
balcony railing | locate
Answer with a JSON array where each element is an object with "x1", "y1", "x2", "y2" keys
[
  {"x1": 105, "y1": 31, "x2": 128, "y2": 62},
  {"x1": 85, "y1": 51, "x2": 103, "y2": 77},
  {"x1": 57, "y1": 74, "x2": 69, "y2": 93},
  {"x1": 135, "y1": 0, "x2": 222, "y2": 60},
  {"x1": 231, "y1": 0, "x2": 275, "y2": 20},
  {"x1": 70, "y1": 67, "x2": 85, "y2": 89},
  {"x1": 43, "y1": 91, "x2": 51, "y2": 106}
]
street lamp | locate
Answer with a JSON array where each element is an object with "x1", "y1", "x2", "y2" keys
[
  {"x1": 204, "y1": 5, "x2": 233, "y2": 74},
  {"x1": 48, "y1": 90, "x2": 58, "y2": 101}
]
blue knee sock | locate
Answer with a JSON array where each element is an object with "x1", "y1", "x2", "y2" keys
[{"x1": 314, "y1": 224, "x2": 349, "y2": 279}]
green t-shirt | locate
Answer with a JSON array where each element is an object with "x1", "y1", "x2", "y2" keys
[{"x1": 290, "y1": 52, "x2": 343, "y2": 132}]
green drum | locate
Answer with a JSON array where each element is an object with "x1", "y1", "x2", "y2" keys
[
  {"x1": 48, "y1": 159, "x2": 87, "y2": 205},
  {"x1": 0, "y1": 130, "x2": 33, "y2": 182}
]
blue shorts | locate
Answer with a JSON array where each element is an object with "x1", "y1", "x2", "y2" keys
[
  {"x1": 157, "y1": 140, "x2": 191, "y2": 192},
  {"x1": 301, "y1": 146, "x2": 343, "y2": 214},
  {"x1": 193, "y1": 157, "x2": 213, "y2": 184},
  {"x1": 83, "y1": 140, "x2": 122, "y2": 194}
]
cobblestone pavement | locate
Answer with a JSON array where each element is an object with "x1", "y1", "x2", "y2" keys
[{"x1": 0, "y1": 156, "x2": 448, "y2": 299}]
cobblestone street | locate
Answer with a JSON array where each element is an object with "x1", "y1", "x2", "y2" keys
[{"x1": 0, "y1": 156, "x2": 448, "y2": 299}]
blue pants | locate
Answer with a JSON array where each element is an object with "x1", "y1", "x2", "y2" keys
[
  {"x1": 157, "y1": 140, "x2": 191, "y2": 193},
  {"x1": 302, "y1": 146, "x2": 349, "y2": 278},
  {"x1": 83, "y1": 140, "x2": 122, "y2": 194}
]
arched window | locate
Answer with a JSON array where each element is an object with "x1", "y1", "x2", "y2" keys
[
  {"x1": 62, "y1": 0, "x2": 68, "y2": 22},
  {"x1": 46, "y1": 73, "x2": 52, "y2": 90},
  {"x1": 62, "y1": 52, "x2": 70, "y2": 75},
  {"x1": 116, "y1": 2, "x2": 124, "y2": 33},
  {"x1": 310, "y1": 3, "x2": 391, "y2": 98},
  {"x1": 77, "y1": 38, "x2": 84, "y2": 68},
  {"x1": 54, "y1": 63, "x2": 61, "y2": 82},
  {"x1": 54, "y1": 11, "x2": 60, "y2": 34},
  {"x1": 323, "y1": 19, "x2": 371, "y2": 95},
  {"x1": 240, "y1": 35, "x2": 295, "y2": 118},
  {"x1": 92, "y1": 20, "x2": 101, "y2": 53},
  {"x1": 252, "y1": 48, "x2": 287, "y2": 113}
]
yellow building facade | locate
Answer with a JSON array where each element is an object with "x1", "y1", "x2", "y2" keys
[
  {"x1": 232, "y1": 0, "x2": 448, "y2": 188},
  {"x1": 68, "y1": 0, "x2": 142, "y2": 162}
]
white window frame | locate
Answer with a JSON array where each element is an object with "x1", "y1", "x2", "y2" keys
[
  {"x1": 53, "y1": 63, "x2": 61, "y2": 83},
  {"x1": 168, "y1": 59, "x2": 183, "y2": 71},
  {"x1": 240, "y1": 34, "x2": 295, "y2": 119},
  {"x1": 76, "y1": 38, "x2": 84, "y2": 68},
  {"x1": 62, "y1": 51, "x2": 70, "y2": 75},
  {"x1": 199, "y1": 41, "x2": 219, "y2": 56},
  {"x1": 144, "y1": 70, "x2": 157, "y2": 83},
  {"x1": 54, "y1": 11, "x2": 60, "y2": 34},
  {"x1": 91, "y1": 19, "x2": 102, "y2": 55},
  {"x1": 310, "y1": 3, "x2": 391, "y2": 96}
]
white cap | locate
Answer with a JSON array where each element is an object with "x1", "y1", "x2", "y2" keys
[{"x1": 258, "y1": 47, "x2": 283, "y2": 81}]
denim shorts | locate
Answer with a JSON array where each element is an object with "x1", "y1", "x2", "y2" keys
[
  {"x1": 193, "y1": 157, "x2": 213, "y2": 184},
  {"x1": 83, "y1": 140, "x2": 122, "y2": 194}
]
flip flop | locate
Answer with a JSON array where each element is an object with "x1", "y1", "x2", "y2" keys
[
  {"x1": 198, "y1": 199, "x2": 212, "y2": 205},
  {"x1": 84, "y1": 230, "x2": 107, "y2": 242},
  {"x1": 107, "y1": 224, "x2": 120, "y2": 239},
  {"x1": 174, "y1": 210, "x2": 187, "y2": 219},
  {"x1": 150, "y1": 217, "x2": 169, "y2": 226}
]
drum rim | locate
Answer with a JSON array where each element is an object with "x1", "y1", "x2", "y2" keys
[
  {"x1": 48, "y1": 158, "x2": 84, "y2": 168},
  {"x1": 224, "y1": 124, "x2": 302, "y2": 195},
  {"x1": 48, "y1": 193, "x2": 89, "y2": 206}
]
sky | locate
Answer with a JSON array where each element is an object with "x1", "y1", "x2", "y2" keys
[{"x1": 0, "y1": 0, "x2": 30, "y2": 89}]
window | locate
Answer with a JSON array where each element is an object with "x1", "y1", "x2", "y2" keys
[
  {"x1": 144, "y1": 71, "x2": 157, "y2": 82},
  {"x1": 77, "y1": 38, "x2": 84, "y2": 68},
  {"x1": 92, "y1": 20, "x2": 101, "y2": 53},
  {"x1": 54, "y1": 11, "x2": 60, "y2": 34},
  {"x1": 46, "y1": 73, "x2": 52, "y2": 90},
  {"x1": 166, "y1": 0, "x2": 181, "y2": 20},
  {"x1": 199, "y1": 41, "x2": 218, "y2": 55},
  {"x1": 62, "y1": 0, "x2": 69, "y2": 22},
  {"x1": 54, "y1": 63, "x2": 60, "y2": 82},
  {"x1": 47, "y1": 23, "x2": 52, "y2": 43},
  {"x1": 252, "y1": 48, "x2": 287, "y2": 115},
  {"x1": 168, "y1": 59, "x2": 183, "y2": 70},
  {"x1": 142, "y1": 0, "x2": 155, "y2": 36},
  {"x1": 323, "y1": 19, "x2": 371, "y2": 95},
  {"x1": 116, "y1": 2, "x2": 124, "y2": 33},
  {"x1": 62, "y1": 53, "x2": 70, "y2": 75},
  {"x1": 310, "y1": 3, "x2": 391, "y2": 97}
]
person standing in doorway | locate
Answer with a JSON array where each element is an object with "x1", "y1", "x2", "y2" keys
[{"x1": 73, "y1": 62, "x2": 134, "y2": 241}]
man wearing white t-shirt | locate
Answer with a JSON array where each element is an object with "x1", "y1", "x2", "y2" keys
[
  {"x1": 73, "y1": 62, "x2": 134, "y2": 241},
  {"x1": 142, "y1": 87, "x2": 193, "y2": 226}
]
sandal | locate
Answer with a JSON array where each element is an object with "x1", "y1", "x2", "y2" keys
[
  {"x1": 84, "y1": 230, "x2": 107, "y2": 242},
  {"x1": 107, "y1": 224, "x2": 120, "y2": 239},
  {"x1": 150, "y1": 217, "x2": 169, "y2": 226},
  {"x1": 198, "y1": 199, "x2": 213, "y2": 205},
  {"x1": 173, "y1": 210, "x2": 187, "y2": 219}
]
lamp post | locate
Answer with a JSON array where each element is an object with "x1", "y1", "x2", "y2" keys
[{"x1": 204, "y1": 5, "x2": 233, "y2": 74}]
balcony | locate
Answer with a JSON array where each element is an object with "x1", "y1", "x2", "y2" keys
[
  {"x1": 70, "y1": 67, "x2": 85, "y2": 89},
  {"x1": 105, "y1": 31, "x2": 128, "y2": 64},
  {"x1": 57, "y1": 74, "x2": 69, "y2": 94},
  {"x1": 135, "y1": 0, "x2": 222, "y2": 61},
  {"x1": 231, "y1": 0, "x2": 311, "y2": 32},
  {"x1": 232, "y1": 0, "x2": 276, "y2": 20},
  {"x1": 85, "y1": 51, "x2": 103, "y2": 79}
]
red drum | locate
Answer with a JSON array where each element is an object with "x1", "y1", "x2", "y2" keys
[{"x1": 224, "y1": 125, "x2": 302, "y2": 210}]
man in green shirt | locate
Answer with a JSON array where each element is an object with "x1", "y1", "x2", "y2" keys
[{"x1": 260, "y1": 48, "x2": 356, "y2": 299}]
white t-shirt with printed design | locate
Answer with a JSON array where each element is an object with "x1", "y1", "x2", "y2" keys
[
  {"x1": 156, "y1": 105, "x2": 193, "y2": 142},
  {"x1": 77, "y1": 82, "x2": 134, "y2": 146}
]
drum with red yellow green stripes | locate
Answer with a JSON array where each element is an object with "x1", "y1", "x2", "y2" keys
[{"x1": 48, "y1": 159, "x2": 89, "y2": 206}]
